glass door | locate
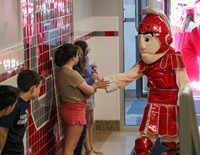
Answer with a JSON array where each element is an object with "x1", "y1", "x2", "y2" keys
[
  {"x1": 123, "y1": 0, "x2": 148, "y2": 126},
  {"x1": 135, "y1": 1, "x2": 148, "y2": 98}
]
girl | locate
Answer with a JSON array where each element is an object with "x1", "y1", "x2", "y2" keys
[{"x1": 54, "y1": 43, "x2": 107, "y2": 155}]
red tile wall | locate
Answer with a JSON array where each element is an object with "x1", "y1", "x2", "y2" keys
[{"x1": 21, "y1": 0, "x2": 73, "y2": 154}]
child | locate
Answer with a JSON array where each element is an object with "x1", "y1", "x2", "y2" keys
[
  {"x1": 74, "y1": 40, "x2": 103, "y2": 155},
  {"x1": 0, "y1": 70, "x2": 42, "y2": 155},
  {"x1": 54, "y1": 43, "x2": 107, "y2": 155},
  {"x1": 0, "y1": 85, "x2": 19, "y2": 117}
]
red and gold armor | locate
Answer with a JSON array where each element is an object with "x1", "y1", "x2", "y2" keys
[{"x1": 138, "y1": 48, "x2": 185, "y2": 136}]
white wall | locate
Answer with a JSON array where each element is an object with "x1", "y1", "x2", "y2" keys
[
  {"x1": 92, "y1": 0, "x2": 118, "y2": 16},
  {"x1": 73, "y1": 0, "x2": 93, "y2": 40},
  {"x1": 73, "y1": 0, "x2": 121, "y2": 120},
  {"x1": 88, "y1": 36, "x2": 120, "y2": 120},
  {"x1": 0, "y1": 0, "x2": 22, "y2": 49}
]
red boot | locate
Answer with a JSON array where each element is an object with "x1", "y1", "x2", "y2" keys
[
  {"x1": 134, "y1": 136, "x2": 153, "y2": 155},
  {"x1": 161, "y1": 142, "x2": 177, "y2": 155}
]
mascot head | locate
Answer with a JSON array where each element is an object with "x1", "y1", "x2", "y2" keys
[{"x1": 138, "y1": 7, "x2": 173, "y2": 54}]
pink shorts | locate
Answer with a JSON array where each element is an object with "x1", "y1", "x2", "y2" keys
[{"x1": 60, "y1": 102, "x2": 87, "y2": 125}]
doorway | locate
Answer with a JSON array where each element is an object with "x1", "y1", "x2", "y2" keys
[
  {"x1": 123, "y1": 0, "x2": 148, "y2": 126},
  {"x1": 123, "y1": 0, "x2": 200, "y2": 129}
]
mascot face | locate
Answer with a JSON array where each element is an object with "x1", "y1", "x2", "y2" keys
[
  {"x1": 138, "y1": 32, "x2": 161, "y2": 64},
  {"x1": 137, "y1": 14, "x2": 172, "y2": 64}
]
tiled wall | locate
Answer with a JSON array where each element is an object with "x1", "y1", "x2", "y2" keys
[
  {"x1": 0, "y1": 0, "x2": 73, "y2": 154},
  {"x1": 0, "y1": 0, "x2": 120, "y2": 154},
  {"x1": 21, "y1": 0, "x2": 73, "y2": 154}
]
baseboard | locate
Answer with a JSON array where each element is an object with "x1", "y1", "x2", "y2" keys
[{"x1": 94, "y1": 120, "x2": 120, "y2": 131}]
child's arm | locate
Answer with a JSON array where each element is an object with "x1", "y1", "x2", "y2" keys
[
  {"x1": 92, "y1": 72, "x2": 101, "y2": 81},
  {"x1": 0, "y1": 127, "x2": 9, "y2": 152}
]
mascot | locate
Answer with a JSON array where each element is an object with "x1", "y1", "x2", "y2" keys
[{"x1": 104, "y1": 6, "x2": 190, "y2": 155}]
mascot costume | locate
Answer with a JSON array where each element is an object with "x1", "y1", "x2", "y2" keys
[{"x1": 104, "y1": 6, "x2": 190, "y2": 155}]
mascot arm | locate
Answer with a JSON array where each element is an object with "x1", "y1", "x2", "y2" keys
[{"x1": 104, "y1": 63, "x2": 143, "y2": 93}]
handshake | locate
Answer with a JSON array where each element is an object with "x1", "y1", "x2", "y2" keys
[
  {"x1": 92, "y1": 75, "x2": 117, "y2": 93},
  {"x1": 93, "y1": 79, "x2": 109, "y2": 90}
]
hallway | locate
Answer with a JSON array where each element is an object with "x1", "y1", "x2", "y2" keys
[
  {"x1": 92, "y1": 131, "x2": 138, "y2": 155},
  {"x1": 55, "y1": 130, "x2": 139, "y2": 155}
]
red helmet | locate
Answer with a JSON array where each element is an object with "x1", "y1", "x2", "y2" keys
[
  {"x1": 138, "y1": 14, "x2": 173, "y2": 53},
  {"x1": 195, "y1": 0, "x2": 200, "y2": 4}
]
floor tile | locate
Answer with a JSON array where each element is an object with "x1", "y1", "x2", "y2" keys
[{"x1": 93, "y1": 131, "x2": 139, "y2": 155}]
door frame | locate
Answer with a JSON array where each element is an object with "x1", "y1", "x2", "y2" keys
[
  {"x1": 120, "y1": 0, "x2": 170, "y2": 130},
  {"x1": 120, "y1": 0, "x2": 149, "y2": 130}
]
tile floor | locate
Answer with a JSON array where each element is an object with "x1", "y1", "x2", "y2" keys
[{"x1": 91, "y1": 131, "x2": 139, "y2": 155}]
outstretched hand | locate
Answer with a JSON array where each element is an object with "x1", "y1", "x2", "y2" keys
[{"x1": 95, "y1": 79, "x2": 110, "y2": 89}]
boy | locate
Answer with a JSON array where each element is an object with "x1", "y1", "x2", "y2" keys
[
  {"x1": 0, "y1": 70, "x2": 42, "y2": 155},
  {"x1": 0, "y1": 85, "x2": 19, "y2": 117}
]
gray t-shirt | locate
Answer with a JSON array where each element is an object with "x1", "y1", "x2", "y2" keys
[{"x1": 56, "y1": 67, "x2": 89, "y2": 103}]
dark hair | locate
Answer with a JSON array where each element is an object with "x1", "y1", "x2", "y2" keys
[
  {"x1": 0, "y1": 85, "x2": 19, "y2": 111},
  {"x1": 54, "y1": 43, "x2": 78, "y2": 67},
  {"x1": 73, "y1": 41, "x2": 88, "y2": 75},
  {"x1": 74, "y1": 40, "x2": 88, "y2": 55},
  {"x1": 17, "y1": 70, "x2": 42, "y2": 92}
]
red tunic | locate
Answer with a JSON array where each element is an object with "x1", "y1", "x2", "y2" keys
[{"x1": 138, "y1": 48, "x2": 185, "y2": 137}]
